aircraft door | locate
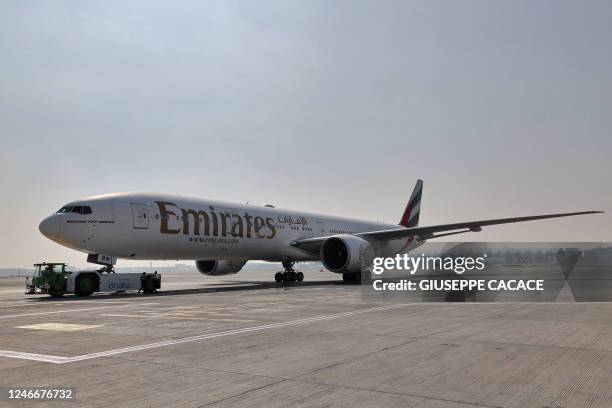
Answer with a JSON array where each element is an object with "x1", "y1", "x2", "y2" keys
[{"x1": 131, "y1": 203, "x2": 149, "y2": 229}]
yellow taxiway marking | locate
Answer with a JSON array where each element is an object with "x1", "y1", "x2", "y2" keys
[{"x1": 16, "y1": 323, "x2": 101, "y2": 332}]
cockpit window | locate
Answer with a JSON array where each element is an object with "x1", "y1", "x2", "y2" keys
[{"x1": 57, "y1": 206, "x2": 92, "y2": 214}]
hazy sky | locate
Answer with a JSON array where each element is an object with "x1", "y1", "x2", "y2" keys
[{"x1": 1, "y1": 0, "x2": 611, "y2": 268}]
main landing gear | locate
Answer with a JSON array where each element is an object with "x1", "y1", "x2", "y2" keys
[
  {"x1": 275, "y1": 260, "x2": 304, "y2": 283},
  {"x1": 97, "y1": 264, "x2": 115, "y2": 273}
]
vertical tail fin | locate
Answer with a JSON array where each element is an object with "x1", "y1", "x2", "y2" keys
[{"x1": 399, "y1": 179, "x2": 423, "y2": 228}]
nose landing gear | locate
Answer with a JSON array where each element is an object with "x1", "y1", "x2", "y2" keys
[{"x1": 275, "y1": 260, "x2": 304, "y2": 283}]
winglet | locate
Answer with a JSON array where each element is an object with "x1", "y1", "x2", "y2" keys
[{"x1": 399, "y1": 179, "x2": 423, "y2": 228}]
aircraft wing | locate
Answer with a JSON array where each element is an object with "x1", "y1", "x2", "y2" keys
[{"x1": 291, "y1": 210, "x2": 603, "y2": 252}]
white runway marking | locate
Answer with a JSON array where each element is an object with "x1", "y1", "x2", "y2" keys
[
  {"x1": 0, "y1": 304, "x2": 408, "y2": 364},
  {"x1": 0, "y1": 303, "x2": 159, "y2": 319},
  {"x1": 0, "y1": 350, "x2": 72, "y2": 364},
  {"x1": 16, "y1": 323, "x2": 101, "y2": 332}
]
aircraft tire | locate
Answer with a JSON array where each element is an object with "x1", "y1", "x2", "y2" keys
[
  {"x1": 275, "y1": 272, "x2": 283, "y2": 282},
  {"x1": 296, "y1": 272, "x2": 304, "y2": 281},
  {"x1": 289, "y1": 271, "x2": 297, "y2": 282}
]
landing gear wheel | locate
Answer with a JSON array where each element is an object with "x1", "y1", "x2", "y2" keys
[
  {"x1": 277, "y1": 260, "x2": 304, "y2": 283},
  {"x1": 49, "y1": 292, "x2": 64, "y2": 298}
]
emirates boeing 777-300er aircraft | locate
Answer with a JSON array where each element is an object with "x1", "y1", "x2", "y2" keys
[{"x1": 39, "y1": 180, "x2": 602, "y2": 282}]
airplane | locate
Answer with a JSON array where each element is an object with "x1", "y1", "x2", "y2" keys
[{"x1": 38, "y1": 180, "x2": 603, "y2": 283}]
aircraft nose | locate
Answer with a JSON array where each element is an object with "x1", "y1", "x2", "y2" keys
[{"x1": 39, "y1": 215, "x2": 60, "y2": 240}]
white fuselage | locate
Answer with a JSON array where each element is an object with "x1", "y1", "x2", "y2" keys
[{"x1": 39, "y1": 193, "x2": 417, "y2": 265}]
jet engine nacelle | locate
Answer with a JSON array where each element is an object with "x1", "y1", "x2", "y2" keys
[
  {"x1": 196, "y1": 260, "x2": 247, "y2": 276},
  {"x1": 320, "y1": 234, "x2": 374, "y2": 274}
]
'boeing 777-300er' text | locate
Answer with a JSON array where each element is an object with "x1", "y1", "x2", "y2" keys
[{"x1": 39, "y1": 180, "x2": 603, "y2": 282}]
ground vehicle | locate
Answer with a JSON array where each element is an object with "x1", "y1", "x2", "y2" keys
[{"x1": 25, "y1": 263, "x2": 161, "y2": 297}]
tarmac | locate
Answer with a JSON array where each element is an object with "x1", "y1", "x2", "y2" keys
[{"x1": 2, "y1": 267, "x2": 612, "y2": 407}]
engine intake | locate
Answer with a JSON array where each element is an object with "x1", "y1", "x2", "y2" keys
[
  {"x1": 320, "y1": 235, "x2": 373, "y2": 274},
  {"x1": 196, "y1": 260, "x2": 246, "y2": 276}
]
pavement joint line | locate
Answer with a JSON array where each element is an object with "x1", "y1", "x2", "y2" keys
[
  {"x1": 0, "y1": 303, "x2": 160, "y2": 319},
  {"x1": 0, "y1": 303, "x2": 409, "y2": 364},
  {"x1": 197, "y1": 378, "x2": 292, "y2": 408},
  {"x1": 284, "y1": 377, "x2": 504, "y2": 408},
  {"x1": 192, "y1": 333, "x2": 500, "y2": 408},
  {"x1": 426, "y1": 335, "x2": 612, "y2": 354},
  {"x1": 275, "y1": 331, "x2": 504, "y2": 408},
  {"x1": 99, "y1": 313, "x2": 148, "y2": 318},
  {"x1": 101, "y1": 313, "x2": 258, "y2": 322}
]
